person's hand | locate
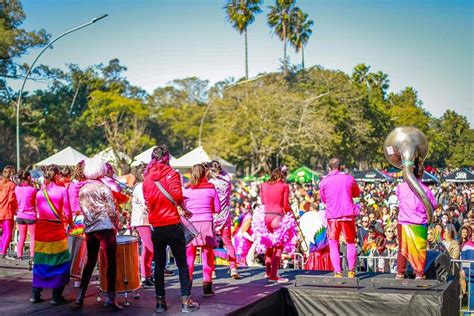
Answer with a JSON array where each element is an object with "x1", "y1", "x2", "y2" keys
[{"x1": 183, "y1": 209, "x2": 193, "y2": 219}]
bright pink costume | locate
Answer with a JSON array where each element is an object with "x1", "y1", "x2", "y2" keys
[
  {"x1": 233, "y1": 213, "x2": 253, "y2": 265},
  {"x1": 183, "y1": 179, "x2": 220, "y2": 283},
  {"x1": 15, "y1": 184, "x2": 37, "y2": 258},
  {"x1": 253, "y1": 181, "x2": 297, "y2": 279},
  {"x1": 0, "y1": 178, "x2": 17, "y2": 256},
  {"x1": 209, "y1": 171, "x2": 238, "y2": 270},
  {"x1": 319, "y1": 170, "x2": 360, "y2": 273}
]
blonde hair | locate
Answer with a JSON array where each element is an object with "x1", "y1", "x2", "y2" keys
[{"x1": 83, "y1": 158, "x2": 107, "y2": 180}]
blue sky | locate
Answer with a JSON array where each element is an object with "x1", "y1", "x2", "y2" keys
[{"x1": 10, "y1": 0, "x2": 474, "y2": 124}]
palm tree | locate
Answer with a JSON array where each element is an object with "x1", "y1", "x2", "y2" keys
[
  {"x1": 289, "y1": 8, "x2": 313, "y2": 69},
  {"x1": 224, "y1": 0, "x2": 263, "y2": 79},
  {"x1": 267, "y1": 0, "x2": 297, "y2": 75}
]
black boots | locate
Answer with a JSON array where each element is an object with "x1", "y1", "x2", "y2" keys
[
  {"x1": 202, "y1": 282, "x2": 215, "y2": 297},
  {"x1": 75, "y1": 287, "x2": 86, "y2": 306},
  {"x1": 104, "y1": 291, "x2": 123, "y2": 311},
  {"x1": 30, "y1": 287, "x2": 43, "y2": 303},
  {"x1": 155, "y1": 296, "x2": 167, "y2": 313},
  {"x1": 181, "y1": 296, "x2": 200, "y2": 313},
  {"x1": 51, "y1": 286, "x2": 68, "y2": 305}
]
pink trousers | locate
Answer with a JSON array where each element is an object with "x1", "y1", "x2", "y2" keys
[
  {"x1": 186, "y1": 245, "x2": 215, "y2": 283},
  {"x1": 0, "y1": 219, "x2": 14, "y2": 255},
  {"x1": 17, "y1": 223, "x2": 35, "y2": 258},
  {"x1": 136, "y1": 226, "x2": 154, "y2": 279},
  {"x1": 217, "y1": 222, "x2": 237, "y2": 269}
]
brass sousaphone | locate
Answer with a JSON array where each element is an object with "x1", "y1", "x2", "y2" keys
[{"x1": 384, "y1": 126, "x2": 433, "y2": 224}]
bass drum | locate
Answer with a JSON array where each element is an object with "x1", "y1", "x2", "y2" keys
[
  {"x1": 67, "y1": 234, "x2": 87, "y2": 279},
  {"x1": 299, "y1": 211, "x2": 328, "y2": 254},
  {"x1": 99, "y1": 235, "x2": 140, "y2": 293}
]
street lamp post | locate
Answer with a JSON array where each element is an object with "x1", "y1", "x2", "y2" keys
[
  {"x1": 198, "y1": 73, "x2": 269, "y2": 146},
  {"x1": 15, "y1": 14, "x2": 108, "y2": 169}
]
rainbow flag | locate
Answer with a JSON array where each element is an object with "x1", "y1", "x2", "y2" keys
[
  {"x1": 33, "y1": 220, "x2": 71, "y2": 288},
  {"x1": 400, "y1": 224, "x2": 427, "y2": 274}
]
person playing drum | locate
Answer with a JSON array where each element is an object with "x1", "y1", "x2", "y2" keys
[
  {"x1": 75, "y1": 158, "x2": 122, "y2": 311},
  {"x1": 143, "y1": 145, "x2": 199, "y2": 313}
]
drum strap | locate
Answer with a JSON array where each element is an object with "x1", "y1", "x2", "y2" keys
[
  {"x1": 154, "y1": 181, "x2": 190, "y2": 213},
  {"x1": 154, "y1": 181, "x2": 178, "y2": 206}
]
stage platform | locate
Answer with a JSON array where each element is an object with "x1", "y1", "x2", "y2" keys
[{"x1": 0, "y1": 259, "x2": 460, "y2": 315}]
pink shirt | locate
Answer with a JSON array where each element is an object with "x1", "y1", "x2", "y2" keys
[
  {"x1": 319, "y1": 170, "x2": 360, "y2": 219},
  {"x1": 396, "y1": 180, "x2": 436, "y2": 225},
  {"x1": 15, "y1": 185, "x2": 37, "y2": 220},
  {"x1": 260, "y1": 181, "x2": 291, "y2": 215},
  {"x1": 183, "y1": 187, "x2": 220, "y2": 222},
  {"x1": 36, "y1": 182, "x2": 72, "y2": 223}
]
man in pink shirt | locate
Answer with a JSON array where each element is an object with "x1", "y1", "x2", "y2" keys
[
  {"x1": 395, "y1": 167, "x2": 436, "y2": 280},
  {"x1": 319, "y1": 158, "x2": 360, "y2": 278}
]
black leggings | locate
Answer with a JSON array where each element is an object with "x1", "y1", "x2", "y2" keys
[{"x1": 80, "y1": 229, "x2": 117, "y2": 293}]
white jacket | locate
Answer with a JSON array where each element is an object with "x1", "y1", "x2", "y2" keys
[{"x1": 131, "y1": 183, "x2": 149, "y2": 227}]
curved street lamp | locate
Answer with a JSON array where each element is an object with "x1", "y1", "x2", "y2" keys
[{"x1": 15, "y1": 14, "x2": 108, "y2": 169}]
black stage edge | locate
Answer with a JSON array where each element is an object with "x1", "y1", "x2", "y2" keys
[
  {"x1": 0, "y1": 260, "x2": 460, "y2": 316},
  {"x1": 230, "y1": 271, "x2": 460, "y2": 316}
]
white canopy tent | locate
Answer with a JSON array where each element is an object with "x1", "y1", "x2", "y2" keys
[
  {"x1": 36, "y1": 146, "x2": 88, "y2": 166},
  {"x1": 95, "y1": 147, "x2": 131, "y2": 167},
  {"x1": 131, "y1": 146, "x2": 175, "y2": 167},
  {"x1": 171, "y1": 146, "x2": 236, "y2": 174}
]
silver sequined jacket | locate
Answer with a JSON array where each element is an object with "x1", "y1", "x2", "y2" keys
[{"x1": 79, "y1": 180, "x2": 118, "y2": 233}]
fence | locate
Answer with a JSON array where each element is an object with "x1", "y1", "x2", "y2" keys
[{"x1": 452, "y1": 259, "x2": 474, "y2": 314}]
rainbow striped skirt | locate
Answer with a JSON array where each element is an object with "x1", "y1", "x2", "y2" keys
[{"x1": 33, "y1": 220, "x2": 71, "y2": 288}]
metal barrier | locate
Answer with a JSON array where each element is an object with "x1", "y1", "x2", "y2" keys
[
  {"x1": 357, "y1": 255, "x2": 398, "y2": 273},
  {"x1": 451, "y1": 259, "x2": 474, "y2": 314}
]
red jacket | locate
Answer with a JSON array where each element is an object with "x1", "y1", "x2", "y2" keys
[{"x1": 143, "y1": 163, "x2": 183, "y2": 227}]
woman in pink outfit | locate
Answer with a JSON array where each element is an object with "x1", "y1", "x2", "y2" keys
[
  {"x1": 259, "y1": 167, "x2": 291, "y2": 283},
  {"x1": 0, "y1": 165, "x2": 17, "y2": 259},
  {"x1": 184, "y1": 164, "x2": 220, "y2": 296},
  {"x1": 14, "y1": 169, "x2": 38, "y2": 260}
]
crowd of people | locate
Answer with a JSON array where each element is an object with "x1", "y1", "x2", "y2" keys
[{"x1": 0, "y1": 147, "x2": 473, "y2": 313}]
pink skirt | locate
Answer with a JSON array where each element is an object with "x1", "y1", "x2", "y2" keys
[{"x1": 189, "y1": 221, "x2": 216, "y2": 247}]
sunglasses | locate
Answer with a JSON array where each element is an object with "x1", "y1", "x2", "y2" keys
[
  {"x1": 386, "y1": 230, "x2": 394, "y2": 233},
  {"x1": 362, "y1": 220, "x2": 369, "y2": 223}
]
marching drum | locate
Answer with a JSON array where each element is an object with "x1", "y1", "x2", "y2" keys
[
  {"x1": 67, "y1": 234, "x2": 88, "y2": 279},
  {"x1": 99, "y1": 235, "x2": 140, "y2": 293}
]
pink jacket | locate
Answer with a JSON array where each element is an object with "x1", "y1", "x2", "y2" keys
[
  {"x1": 36, "y1": 182, "x2": 72, "y2": 224},
  {"x1": 68, "y1": 181, "x2": 86, "y2": 214},
  {"x1": 15, "y1": 185, "x2": 37, "y2": 220},
  {"x1": 319, "y1": 170, "x2": 360, "y2": 219},
  {"x1": 183, "y1": 187, "x2": 221, "y2": 222},
  {"x1": 396, "y1": 180, "x2": 437, "y2": 225}
]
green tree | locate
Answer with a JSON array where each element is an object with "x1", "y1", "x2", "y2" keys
[
  {"x1": 387, "y1": 87, "x2": 431, "y2": 133},
  {"x1": 289, "y1": 8, "x2": 313, "y2": 69},
  {"x1": 0, "y1": 0, "x2": 49, "y2": 99},
  {"x1": 224, "y1": 0, "x2": 263, "y2": 79},
  {"x1": 82, "y1": 90, "x2": 153, "y2": 172},
  {"x1": 267, "y1": 0, "x2": 297, "y2": 75}
]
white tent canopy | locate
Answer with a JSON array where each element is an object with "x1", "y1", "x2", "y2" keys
[
  {"x1": 36, "y1": 146, "x2": 88, "y2": 166},
  {"x1": 131, "y1": 146, "x2": 176, "y2": 166},
  {"x1": 171, "y1": 146, "x2": 236, "y2": 174},
  {"x1": 95, "y1": 147, "x2": 131, "y2": 166}
]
